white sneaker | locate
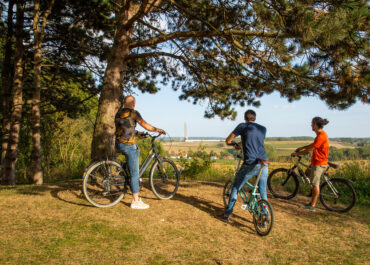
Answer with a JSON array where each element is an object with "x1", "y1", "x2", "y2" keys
[{"x1": 130, "y1": 198, "x2": 150, "y2": 209}]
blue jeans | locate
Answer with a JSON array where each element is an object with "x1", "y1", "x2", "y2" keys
[
  {"x1": 115, "y1": 142, "x2": 140, "y2": 194},
  {"x1": 225, "y1": 163, "x2": 268, "y2": 217}
]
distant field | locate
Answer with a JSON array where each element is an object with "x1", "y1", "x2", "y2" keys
[
  {"x1": 163, "y1": 140, "x2": 356, "y2": 157},
  {"x1": 163, "y1": 141, "x2": 225, "y2": 154}
]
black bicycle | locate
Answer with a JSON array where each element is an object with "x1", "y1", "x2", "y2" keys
[
  {"x1": 82, "y1": 133, "x2": 180, "y2": 207},
  {"x1": 267, "y1": 155, "x2": 356, "y2": 212}
]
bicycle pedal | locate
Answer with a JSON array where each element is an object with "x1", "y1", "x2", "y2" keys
[{"x1": 241, "y1": 204, "x2": 248, "y2": 210}]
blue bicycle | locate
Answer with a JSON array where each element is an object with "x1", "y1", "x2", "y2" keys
[{"x1": 223, "y1": 148, "x2": 274, "y2": 236}]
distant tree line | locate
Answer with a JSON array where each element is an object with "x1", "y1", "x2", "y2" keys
[{"x1": 266, "y1": 137, "x2": 314, "y2": 141}]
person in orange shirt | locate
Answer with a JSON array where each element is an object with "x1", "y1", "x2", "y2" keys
[{"x1": 291, "y1": 117, "x2": 329, "y2": 211}]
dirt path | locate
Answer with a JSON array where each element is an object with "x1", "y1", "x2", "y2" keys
[{"x1": 0, "y1": 181, "x2": 369, "y2": 264}]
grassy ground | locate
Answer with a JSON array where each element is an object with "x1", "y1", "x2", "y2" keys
[{"x1": 1, "y1": 180, "x2": 369, "y2": 265}]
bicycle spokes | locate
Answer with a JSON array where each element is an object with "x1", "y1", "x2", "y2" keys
[
  {"x1": 84, "y1": 161, "x2": 125, "y2": 206},
  {"x1": 150, "y1": 159, "x2": 179, "y2": 200},
  {"x1": 253, "y1": 199, "x2": 274, "y2": 236}
]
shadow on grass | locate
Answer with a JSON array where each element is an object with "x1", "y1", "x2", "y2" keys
[
  {"x1": 50, "y1": 186, "x2": 94, "y2": 208},
  {"x1": 173, "y1": 182, "x2": 256, "y2": 235},
  {"x1": 12, "y1": 181, "x2": 94, "y2": 207},
  {"x1": 267, "y1": 192, "x2": 370, "y2": 226},
  {"x1": 179, "y1": 181, "x2": 225, "y2": 189}
]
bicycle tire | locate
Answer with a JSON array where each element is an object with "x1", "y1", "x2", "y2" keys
[
  {"x1": 150, "y1": 158, "x2": 180, "y2": 200},
  {"x1": 253, "y1": 199, "x2": 274, "y2": 236},
  {"x1": 222, "y1": 180, "x2": 233, "y2": 208},
  {"x1": 82, "y1": 160, "x2": 125, "y2": 208},
  {"x1": 319, "y1": 177, "x2": 356, "y2": 213},
  {"x1": 267, "y1": 168, "x2": 299, "y2": 199}
]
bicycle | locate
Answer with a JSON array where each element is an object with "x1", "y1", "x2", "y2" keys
[
  {"x1": 267, "y1": 155, "x2": 356, "y2": 212},
  {"x1": 223, "y1": 146, "x2": 274, "y2": 236},
  {"x1": 82, "y1": 133, "x2": 180, "y2": 207}
]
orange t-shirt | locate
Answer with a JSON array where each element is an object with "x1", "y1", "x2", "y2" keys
[{"x1": 311, "y1": 131, "x2": 329, "y2": 166}]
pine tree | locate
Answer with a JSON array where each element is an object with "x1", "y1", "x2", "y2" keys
[{"x1": 90, "y1": 0, "x2": 369, "y2": 158}]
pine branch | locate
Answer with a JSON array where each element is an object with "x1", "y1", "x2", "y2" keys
[
  {"x1": 130, "y1": 30, "x2": 292, "y2": 48},
  {"x1": 125, "y1": 51, "x2": 183, "y2": 60}
]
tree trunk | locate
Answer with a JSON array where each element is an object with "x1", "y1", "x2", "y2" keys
[
  {"x1": 1, "y1": 0, "x2": 15, "y2": 179},
  {"x1": 91, "y1": 8, "x2": 132, "y2": 159},
  {"x1": 2, "y1": 2, "x2": 24, "y2": 185},
  {"x1": 32, "y1": 36, "x2": 43, "y2": 185},
  {"x1": 31, "y1": 0, "x2": 54, "y2": 185},
  {"x1": 32, "y1": 0, "x2": 43, "y2": 185}
]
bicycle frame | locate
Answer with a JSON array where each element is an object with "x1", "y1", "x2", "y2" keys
[
  {"x1": 290, "y1": 156, "x2": 335, "y2": 185},
  {"x1": 138, "y1": 144, "x2": 159, "y2": 178},
  {"x1": 289, "y1": 157, "x2": 312, "y2": 184},
  {"x1": 240, "y1": 163, "x2": 268, "y2": 213},
  {"x1": 121, "y1": 134, "x2": 164, "y2": 179},
  {"x1": 289, "y1": 156, "x2": 342, "y2": 197}
]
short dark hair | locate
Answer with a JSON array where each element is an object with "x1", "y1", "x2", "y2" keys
[
  {"x1": 312, "y1": 117, "x2": 329, "y2": 129},
  {"x1": 244, "y1": 109, "x2": 256, "y2": 121}
]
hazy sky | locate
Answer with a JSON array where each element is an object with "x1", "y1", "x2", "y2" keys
[{"x1": 133, "y1": 86, "x2": 370, "y2": 138}]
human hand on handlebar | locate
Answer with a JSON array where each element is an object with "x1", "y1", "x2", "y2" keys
[
  {"x1": 231, "y1": 141, "x2": 242, "y2": 150},
  {"x1": 136, "y1": 131, "x2": 148, "y2": 139}
]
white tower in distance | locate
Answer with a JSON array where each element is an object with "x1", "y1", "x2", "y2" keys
[{"x1": 184, "y1": 122, "x2": 188, "y2": 142}]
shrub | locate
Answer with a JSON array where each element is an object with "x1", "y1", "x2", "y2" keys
[{"x1": 332, "y1": 162, "x2": 370, "y2": 206}]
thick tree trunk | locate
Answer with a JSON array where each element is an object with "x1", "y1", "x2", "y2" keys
[
  {"x1": 91, "y1": 9, "x2": 132, "y2": 159},
  {"x1": 1, "y1": 0, "x2": 15, "y2": 178},
  {"x1": 2, "y1": 2, "x2": 24, "y2": 185}
]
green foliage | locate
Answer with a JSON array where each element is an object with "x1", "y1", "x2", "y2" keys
[
  {"x1": 219, "y1": 150, "x2": 230, "y2": 159},
  {"x1": 265, "y1": 144, "x2": 279, "y2": 162},
  {"x1": 178, "y1": 147, "x2": 214, "y2": 180},
  {"x1": 329, "y1": 146, "x2": 370, "y2": 161},
  {"x1": 135, "y1": 136, "x2": 166, "y2": 163},
  {"x1": 332, "y1": 162, "x2": 370, "y2": 205}
]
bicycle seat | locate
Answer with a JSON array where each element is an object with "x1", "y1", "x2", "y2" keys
[
  {"x1": 257, "y1": 158, "x2": 270, "y2": 164},
  {"x1": 328, "y1": 162, "x2": 340, "y2": 169}
]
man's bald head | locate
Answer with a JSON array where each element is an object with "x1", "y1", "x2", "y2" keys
[{"x1": 124, "y1": 95, "x2": 136, "y2": 108}]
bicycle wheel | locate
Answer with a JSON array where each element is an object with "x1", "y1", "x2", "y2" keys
[
  {"x1": 150, "y1": 158, "x2": 180, "y2": 199},
  {"x1": 319, "y1": 178, "x2": 356, "y2": 212},
  {"x1": 253, "y1": 199, "x2": 274, "y2": 236},
  {"x1": 267, "y1": 168, "x2": 299, "y2": 199},
  {"x1": 223, "y1": 180, "x2": 233, "y2": 208},
  {"x1": 83, "y1": 160, "x2": 125, "y2": 207}
]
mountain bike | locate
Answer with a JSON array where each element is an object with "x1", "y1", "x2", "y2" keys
[
  {"x1": 267, "y1": 155, "x2": 356, "y2": 212},
  {"x1": 223, "y1": 146, "x2": 274, "y2": 236},
  {"x1": 82, "y1": 133, "x2": 180, "y2": 207}
]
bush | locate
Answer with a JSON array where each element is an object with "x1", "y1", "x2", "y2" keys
[
  {"x1": 178, "y1": 155, "x2": 213, "y2": 180},
  {"x1": 332, "y1": 162, "x2": 370, "y2": 206}
]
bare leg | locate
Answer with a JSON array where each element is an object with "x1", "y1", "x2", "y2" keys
[
  {"x1": 133, "y1": 193, "x2": 139, "y2": 202},
  {"x1": 310, "y1": 186, "x2": 320, "y2": 206}
]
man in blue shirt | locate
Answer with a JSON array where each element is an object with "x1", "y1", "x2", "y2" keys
[{"x1": 223, "y1": 109, "x2": 268, "y2": 220}]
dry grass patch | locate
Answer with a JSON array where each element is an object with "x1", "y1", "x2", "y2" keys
[{"x1": 0, "y1": 180, "x2": 369, "y2": 265}]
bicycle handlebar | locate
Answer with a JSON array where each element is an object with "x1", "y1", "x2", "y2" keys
[{"x1": 140, "y1": 132, "x2": 164, "y2": 140}]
